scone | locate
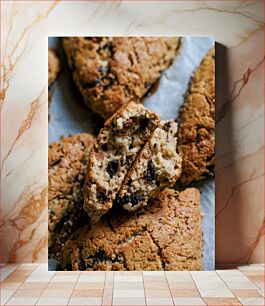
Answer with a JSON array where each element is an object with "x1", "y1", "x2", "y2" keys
[
  {"x1": 48, "y1": 48, "x2": 61, "y2": 88},
  {"x1": 83, "y1": 101, "x2": 160, "y2": 223},
  {"x1": 61, "y1": 188, "x2": 202, "y2": 271},
  {"x1": 63, "y1": 37, "x2": 181, "y2": 119},
  {"x1": 48, "y1": 48, "x2": 61, "y2": 120},
  {"x1": 116, "y1": 120, "x2": 182, "y2": 211},
  {"x1": 48, "y1": 133, "x2": 95, "y2": 259},
  {"x1": 178, "y1": 48, "x2": 215, "y2": 185}
]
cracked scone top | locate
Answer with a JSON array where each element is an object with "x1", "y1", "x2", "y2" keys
[
  {"x1": 116, "y1": 120, "x2": 182, "y2": 211},
  {"x1": 48, "y1": 133, "x2": 95, "y2": 259},
  {"x1": 178, "y1": 48, "x2": 215, "y2": 185},
  {"x1": 63, "y1": 37, "x2": 180, "y2": 119},
  {"x1": 83, "y1": 101, "x2": 160, "y2": 223},
  {"x1": 61, "y1": 188, "x2": 202, "y2": 271}
]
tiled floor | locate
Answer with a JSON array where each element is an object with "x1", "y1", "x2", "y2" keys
[{"x1": 0, "y1": 264, "x2": 264, "y2": 305}]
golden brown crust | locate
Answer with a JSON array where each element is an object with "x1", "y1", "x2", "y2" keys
[
  {"x1": 63, "y1": 37, "x2": 180, "y2": 119},
  {"x1": 60, "y1": 188, "x2": 202, "y2": 271},
  {"x1": 48, "y1": 133, "x2": 95, "y2": 259},
  {"x1": 178, "y1": 48, "x2": 215, "y2": 185},
  {"x1": 48, "y1": 48, "x2": 61, "y2": 121},
  {"x1": 48, "y1": 48, "x2": 61, "y2": 88}
]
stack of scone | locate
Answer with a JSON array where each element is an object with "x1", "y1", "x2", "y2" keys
[{"x1": 48, "y1": 37, "x2": 215, "y2": 271}]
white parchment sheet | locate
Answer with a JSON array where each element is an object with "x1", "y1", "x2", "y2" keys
[{"x1": 48, "y1": 37, "x2": 215, "y2": 270}]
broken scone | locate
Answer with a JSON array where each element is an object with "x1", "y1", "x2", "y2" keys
[
  {"x1": 116, "y1": 120, "x2": 182, "y2": 211},
  {"x1": 83, "y1": 101, "x2": 160, "y2": 223},
  {"x1": 84, "y1": 102, "x2": 183, "y2": 223},
  {"x1": 61, "y1": 188, "x2": 202, "y2": 271}
]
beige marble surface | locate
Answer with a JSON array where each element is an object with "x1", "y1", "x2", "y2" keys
[{"x1": 0, "y1": 1, "x2": 264, "y2": 264}]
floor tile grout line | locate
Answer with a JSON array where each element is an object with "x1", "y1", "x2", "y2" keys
[
  {"x1": 100, "y1": 271, "x2": 107, "y2": 306},
  {"x1": 201, "y1": 296, "x2": 243, "y2": 306},
  {"x1": 2, "y1": 287, "x2": 14, "y2": 306},
  {"x1": 203, "y1": 266, "x2": 246, "y2": 305},
  {"x1": 3, "y1": 264, "x2": 46, "y2": 306},
  {"x1": 66, "y1": 271, "x2": 80, "y2": 304},
  {"x1": 190, "y1": 269, "x2": 246, "y2": 304},
  {"x1": 111, "y1": 272, "x2": 114, "y2": 306},
  {"x1": 73, "y1": 272, "x2": 81, "y2": 290},
  {"x1": 2, "y1": 263, "x2": 40, "y2": 284},
  {"x1": 217, "y1": 267, "x2": 250, "y2": 278},
  {"x1": 200, "y1": 267, "x2": 244, "y2": 306},
  {"x1": 0, "y1": 264, "x2": 18, "y2": 283},
  {"x1": 217, "y1": 267, "x2": 260, "y2": 292},
  {"x1": 1, "y1": 263, "x2": 265, "y2": 305},
  {"x1": 191, "y1": 269, "x2": 232, "y2": 292},
  {"x1": 142, "y1": 270, "x2": 148, "y2": 306},
  {"x1": 29, "y1": 287, "x2": 47, "y2": 306},
  {"x1": 165, "y1": 270, "x2": 175, "y2": 305},
  {"x1": 231, "y1": 266, "x2": 251, "y2": 305},
  {"x1": 28, "y1": 264, "x2": 69, "y2": 306},
  {"x1": 64, "y1": 294, "x2": 72, "y2": 306}
]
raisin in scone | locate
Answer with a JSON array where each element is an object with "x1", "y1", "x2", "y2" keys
[
  {"x1": 178, "y1": 48, "x2": 215, "y2": 185},
  {"x1": 116, "y1": 120, "x2": 182, "y2": 211},
  {"x1": 84, "y1": 101, "x2": 160, "y2": 223},
  {"x1": 49, "y1": 133, "x2": 95, "y2": 259},
  {"x1": 63, "y1": 37, "x2": 180, "y2": 119},
  {"x1": 61, "y1": 188, "x2": 202, "y2": 271}
]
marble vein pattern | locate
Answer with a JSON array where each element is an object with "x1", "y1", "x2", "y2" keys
[{"x1": 0, "y1": 0, "x2": 264, "y2": 263}]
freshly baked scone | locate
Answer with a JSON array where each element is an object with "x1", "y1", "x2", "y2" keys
[
  {"x1": 48, "y1": 48, "x2": 61, "y2": 88},
  {"x1": 48, "y1": 48, "x2": 61, "y2": 120},
  {"x1": 61, "y1": 188, "x2": 202, "y2": 271},
  {"x1": 63, "y1": 37, "x2": 180, "y2": 119},
  {"x1": 49, "y1": 200, "x2": 91, "y2": 261},
  {"x1": 48, "y1": 133, "x2": 95, "y2": 259},
  {"x1": 116, "y1": 120, "x2": 182, "y2": 211},
  {"x1": 83, "y1": 101, "x2": 160, "y2": 223},
  {"x1": 178, "y1": 48, "x2": 215, "y2": 185}
]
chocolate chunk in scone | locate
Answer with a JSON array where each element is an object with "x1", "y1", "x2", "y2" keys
[
  {"x1": 62, "y1": 37, "x2": 181, "y2": 119},
  {"x1": 48, "y1": 133, "x2": 95, "y2": 260},
  {"x1": 116, "y1": 120, "x2": 182, "y2": 211},
  {"x1": 83, "y1": 101, "x2": 160, "y2": 223},
  {"x1": 61, "y1": 188, "x2": 203, "y2": 271},
  {"x1": 178, "y1": 48, "x2": 215, "y2": 185}
]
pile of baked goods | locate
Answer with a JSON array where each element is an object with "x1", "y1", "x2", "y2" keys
[{"x1": 48, "y1": 37, "x2": 215, "y2": 271}]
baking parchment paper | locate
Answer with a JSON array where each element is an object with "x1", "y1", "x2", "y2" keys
[{"x1": 48, "y1": 37, "x2": 215, "y2": 271}]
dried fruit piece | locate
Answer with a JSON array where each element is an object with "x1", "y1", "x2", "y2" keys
[
  {"x1": 144, "y1": 160, "x2": 155, "y2": 182},
  {"x1": 106, "y1": 160, "x2": 119, "y2": 178}
]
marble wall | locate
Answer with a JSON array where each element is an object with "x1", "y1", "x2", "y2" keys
[{"x1": 0, "y1": 1, "x2": 264, "y2": 263}]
